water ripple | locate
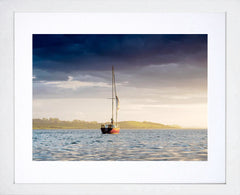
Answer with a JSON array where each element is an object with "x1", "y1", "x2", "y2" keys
[{"x1": 33, "y1": 129, "x2": 207, "y2": 161}]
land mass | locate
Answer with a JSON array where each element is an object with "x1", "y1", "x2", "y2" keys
[{"x1": 33, "y1": 118, "x2": 181, "y2": 129}]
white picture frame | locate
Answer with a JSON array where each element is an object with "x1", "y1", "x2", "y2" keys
[
  {"x1": 15, "y1": 13, "x2": 225, "y2": 183},
  {"x1": 0, "y1": 0, "x2": 239, "y2": 194}
]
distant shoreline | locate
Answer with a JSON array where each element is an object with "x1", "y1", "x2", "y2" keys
[{"x1": 33, "y1": 118, "x2": 205, "y2": 130}]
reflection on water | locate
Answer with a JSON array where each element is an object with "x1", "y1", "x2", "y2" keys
[{"x1": 33, "y1": 129, "x2": 207, "y2": 161}]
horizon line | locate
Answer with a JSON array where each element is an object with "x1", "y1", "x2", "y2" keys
[{"x1": 33, "y1": 117, "x2": 207, "y2": 129}]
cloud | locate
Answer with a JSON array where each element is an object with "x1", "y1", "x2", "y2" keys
[
  {"x1": 42, "y1": 76, "x2": 111, "y2": 90},
  {"x1": 32, "y1": 34, "x2": 207, "y2": 112},
  {"x1": 33, "y1": 34, "x2": 207, "y2": 81}
]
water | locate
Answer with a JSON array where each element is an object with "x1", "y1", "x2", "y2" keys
[{"x1": 33, "y1": 129, "x2": 207, "y2": 161}]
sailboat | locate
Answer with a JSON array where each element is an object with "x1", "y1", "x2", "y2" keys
[{"x1": 101, "y1": 66, "x2": 120, "y2": 134}]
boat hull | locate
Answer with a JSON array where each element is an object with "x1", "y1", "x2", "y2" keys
[{"x1": 101, "y1": 127, "x2": 120, "y2": 134}]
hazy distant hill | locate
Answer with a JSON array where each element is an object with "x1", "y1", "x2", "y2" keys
[
  {"x1": 33, "y1": 118, "x2": 181, "y2": 129},
  {"x1": 118, "y1": 121, "x2": 180, "y2": 129}
]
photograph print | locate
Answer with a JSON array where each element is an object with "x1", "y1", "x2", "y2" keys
[{"x1": 32, "y1": 34, "x2": 207, "y2": 161}]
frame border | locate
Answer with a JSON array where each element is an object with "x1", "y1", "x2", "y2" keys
[
  {"x1": 1, "y1": 0, "x2": 240, "y2": 194},
  {"x1": 15, "y1": 13, "x2": 225, "y2": 184}
]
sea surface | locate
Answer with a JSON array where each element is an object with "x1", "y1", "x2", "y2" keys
[{"x1": 33, "y1": 129, "x2": 207, "y2": 161}]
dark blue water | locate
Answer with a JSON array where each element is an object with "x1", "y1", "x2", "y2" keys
[{"x1": 33, "y1": 129, "x2": 207, "y2": 161}]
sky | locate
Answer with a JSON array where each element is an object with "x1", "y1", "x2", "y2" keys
[{"x1": 33, "y1": 34, "x2": 207, "y2": 128}]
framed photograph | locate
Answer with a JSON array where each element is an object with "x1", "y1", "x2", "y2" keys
[{"x1": 14, "y1": 13, "x2": 225, "y2": 184}]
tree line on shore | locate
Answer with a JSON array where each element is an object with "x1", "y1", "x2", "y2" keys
[{"x1": 33, "y1": 118, "x2": 181, "y2": 129}]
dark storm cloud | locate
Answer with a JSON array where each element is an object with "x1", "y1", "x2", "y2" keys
[{"x1": 33, "y1": 34, "x2": 207, "y2": 81}]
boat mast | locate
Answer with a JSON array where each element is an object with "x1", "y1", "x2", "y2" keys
[
  {"x1": 112, "y1": 66, "x2": 114, "y2": 125},
  {"x1": 113, "y1": 69, "x2": 117, "y2": 127},
  {"x1": 115, "y1": 87, "x2": 118, "y2": 127}
]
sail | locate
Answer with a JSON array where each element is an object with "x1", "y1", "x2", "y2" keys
[
  {"x1": 116, "y1": 95, "x2": 120, "y2": 111},
  {"x1": 112, "y1": 65, "x2": 120, "y2": 126}
]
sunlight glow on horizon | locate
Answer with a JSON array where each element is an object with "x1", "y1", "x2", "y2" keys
[{"x1": 33, "y1": 98, "x2": 207, "y2": 128}]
